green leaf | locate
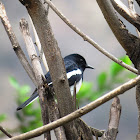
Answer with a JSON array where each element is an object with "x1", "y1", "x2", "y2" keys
[
  {"x1": 77, "y1": 82, "x2": 93, "y2": 98},
  {"x1": 0, "y1": 114, "x2": 6, "y2": 122},
  {"x1": 122, "y1": 56, "x2": 132, "y2": 65},
  {"x1": 9, "y1": 76, "x2": 20, "y2": 90},
  {"x1": 110, "y1": 56, "x2": 131, "y2": 77},
  {"x1": 97, "y1": 72, "x2": 107, "y2": 89},
  {"x1": 18, "y1": 85, "x2": 31, "y2": 96}
]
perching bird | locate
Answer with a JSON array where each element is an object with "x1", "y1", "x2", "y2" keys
[{"x1": 17, "y1": 54, "x2": 94, "y2": 111}]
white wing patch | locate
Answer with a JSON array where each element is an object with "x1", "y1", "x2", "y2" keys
[
  {"x1": 67, "y1": 69, "x2": 82, "y2": 79},
  {"x1": 47, "y1": 69, "x2": 82, "y2": 95}
]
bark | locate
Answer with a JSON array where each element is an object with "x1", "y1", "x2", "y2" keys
[
  {"x1": 19, "y1": 19, "x2": 51, "y2": 140},
  {"x1": 96, "y1": 0, "x2": 140, "y2": 68},
  {"x1": 96, "y1": 1, "x2": 140, "y2": 139}
]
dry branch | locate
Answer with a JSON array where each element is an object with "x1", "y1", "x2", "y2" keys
[
  {"x1": 45, "y1": 0, "x2": 138, "y2": 75},
  {"x1": 46, "y1": 88, "x2": 67, "y2": 140},
  {"x1": 95, "y1": 1, "x2": 140, "y2": 139},
  {"x1": 128, "y1": 0, "x2": 140, "y2": 37},
  {"x1": 135, "y1": 0, "x2": 140, "y2": 7},
  {"x1": 111, "y1": 0, "x2": 140, "y2": 32},
  {"x1": 7, "y1": 75, "x2": 140, "y2": 140},
  {"x1": 96, "y1": 0, "x2": 140, "y2": 68},
  {"x1": 29, "y1": 16, "x2": 49, "y2": 72},
  {"x1": 101, "y1": 97, "x2": 121, "y2": 140},
  {"x1": 19, "y1": 0, "x2": 79, "y2": 139},
  {"x1": 0, "y1": 126, "x2": 12, "y2": 138},
  {"x1": 19, "y1": 18, "x2": 50, "y2": 140},
  {"x1": 0, "y1": 2, "x2": 37, "y2": 86}
]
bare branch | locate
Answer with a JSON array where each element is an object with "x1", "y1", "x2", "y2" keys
[
  {"x1": 46, "y1": 88, "x2": 66, "y2": 140},
  {"x1": 96, "y1": 0, "x2": 140, "y2": 68},
  {"x1": 135, "y1": 0, "x2": 140, "y2": 7},
  {"x1": 19, "y1": 0, "x2": 80, "y2": 139},
  {"x1": 111, "y1": 0, "x2": 140, "y2": 32},
  {"x1": 0, "y1": 2, "x2": 37, "y2": 86},
  {"x1": 128, "y1": 0, "x2": 140, "y2": 37},
  {"x1": 101, "y1": 97, "x2": 121, "y2": 140},
  {"x1": 19, "y1": 18, "x2": 51, "y2": 140},
  {"x1": 44, "y1": 0, "x2": 138, "y2": 75},
  {"x1": 0, "y1": 126, "x2": 12, "y2": 138},
  {"x1": 29, "y1": 15, "x2": 49, "y2": 72},
  {"x1": 73, "y1": 82, "x2": 77, "y2": 110},
  {"x1": 128, "y1": 0, "x2": 134, "y2": 10},
  {"x1": 7, "y1": 75, "x2": 140, "y2": 140}
]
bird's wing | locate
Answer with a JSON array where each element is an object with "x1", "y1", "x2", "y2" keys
[
  {"x1": 17, "y1": 59, "x2": 82, "y2": 111},
  {"x1": 64, "y1": 59, "x2": 83, "y2": 86}
]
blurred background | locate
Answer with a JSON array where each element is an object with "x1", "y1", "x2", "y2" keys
[{"x1": 0, "y1": 0, "x2": 139, "y2": 139}]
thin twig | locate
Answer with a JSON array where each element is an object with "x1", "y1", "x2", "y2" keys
[
  {"x1": 73, "y1": 82, "x2": 77, "y2": 111},
  {"x1": 7, "y1": 75, "x2": 140, "y2": 140},
  {"x1": 111, "y1": 0, "x2": 140, "y2": 32},
  {"x1": 0, "y1": 2, "x2": 37, "y2": 87},
  {"x1": 44, "y1": 0, "x2": 138, "y2": 75},
  {"x1": 29, "y1": 15, "x2": 49, "y2": 72},
  {"x1": 128, "y1": 0, "x2": 140, "y2": 37},
  {"x1": 19, "y1": 18, "x2": 51, "y2": 140},
  {"x1": 0, "y1": 126, "x2": 12, "y2": 138}
]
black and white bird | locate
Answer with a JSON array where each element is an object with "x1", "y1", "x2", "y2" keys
[{"x1": 17, "y1": 54, "x2": 93, "y2": 111}]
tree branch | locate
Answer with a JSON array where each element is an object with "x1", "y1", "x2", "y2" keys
[
  {"x1": 135, "y1": 0, "x2": 140, "y2": 7},
  {"x1": 128, "y1": 0, "x2": 140, "y2": 37},
  {"x1": 29, "y1": 15, "x2": 49, "y2": 72},
  {"x1": 7, "y1": 75, "x2": 140, "y2": 140},
  {"x1": 45, "y1": 0, "x2": 138, "y2": 74},
  {"x1": 46, "y1": 88, "x2": 67, "y2": 140},
  {"x1": 0, "y1": 126, "x2": 12, "y2": 138},
  {"x1": 96, "y1": 0, "x2": 140, "y2": 68},
  {"x1": 0, "y1": 2, "x2": 37, "y2": 86},
  {"x1": 19, "y1": 18, "x2": 51, "y2": 140},
  {"x1": 19, "y1": 0, "x2": 78, "y2": 139},
  {"x1": 101, "y1": 97, "x2": 121, "y2": 140},
  {"x1": 111, "y1": 0, "x2": 140, "y2": 32}
]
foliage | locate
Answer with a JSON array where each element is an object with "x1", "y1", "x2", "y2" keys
[
  {"x1": 9, "y1": 76, "x2": 42, "y2": 133},
  {"x1": 7, "y1": 55, "x2": 136, "y2": 134},
  {"x1": 0, "y1": 114, "x2": 6, "y2": 123}
]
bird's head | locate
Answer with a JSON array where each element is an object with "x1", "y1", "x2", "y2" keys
[{"x1": 65, "y1": 54, "x2": 94, "y2": 71}]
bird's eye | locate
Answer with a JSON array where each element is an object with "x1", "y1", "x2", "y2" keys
[{"x1": 80, "y1": 59, "x2": 83, "y2": 62}]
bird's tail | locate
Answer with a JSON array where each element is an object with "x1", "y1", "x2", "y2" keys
[{"x1": 16, "y1": 89, "x2": 38, "y2": 111}]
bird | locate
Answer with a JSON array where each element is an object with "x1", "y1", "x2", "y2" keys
[{"x1": 17, "y1": 54, "x2": 94, "y2": 111}]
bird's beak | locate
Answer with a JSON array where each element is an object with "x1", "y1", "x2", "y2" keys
[{"x1": 86, "y1": 65, "x2": 94, "y2": 69}]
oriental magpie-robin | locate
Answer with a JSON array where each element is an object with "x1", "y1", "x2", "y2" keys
[{"x1": 17, "y1": 54, "x2": 93, "y2": 111}]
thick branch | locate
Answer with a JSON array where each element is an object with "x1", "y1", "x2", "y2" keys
[
  {"x1": 0, "y1": 2, "x2": 37, "y2": 86},
  {"x1": 19, "y1": 18, "x2": 51, "y2": 140},
  {"x1": 46, "y1": 88, "x2": 66, "y2": 140},
  {"x1": 8, "y1": 75, "x2": 140, "y2": 140},
  {"x1": 19, "y1": 0, "x2": 78, "y2": 139},
  {"x1": 111, "y1": 0, "x2": 140, "y2": 32},
  {"x1": 96, "y1": 0, "x2": 140, "y2": 68},
  {"x1": 45, "y1": 0, "x2": 138, "y2": 75}
]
